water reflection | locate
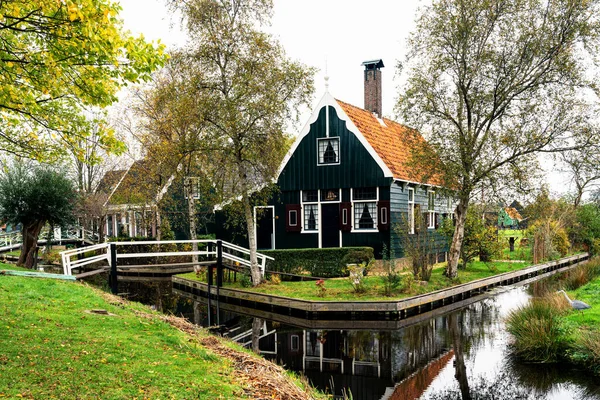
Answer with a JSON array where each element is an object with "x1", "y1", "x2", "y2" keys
[{"x1": 134, "y1": 281, "x2": 600, "y2": 399}]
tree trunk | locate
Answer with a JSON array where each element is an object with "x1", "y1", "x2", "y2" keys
[
  {"x1": 187, "y1": 182, "x2": 199, "y2": 267},
  {"x1": 156, "y1": 208, "x2": 162, "y2": 241},
  {"x1": 18, "y1": 221, "x2": 45, "y2": 269},
  {"x1": 449, "y1": 313, "x2": 471, "y2": 400},
  {"x1": 240, "y1": 173, "x2": 262, "y2": 286},
  {"x1": 251, "y1": 317, "x2": 262, "y2": 354},
  {"x1": 446, "y1": 198, "x2": 469, "y2": 278}
]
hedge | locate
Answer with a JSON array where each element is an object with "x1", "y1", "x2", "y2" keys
[{"x1": 262, "y1": 247, "x2": 374, "y2": 278}]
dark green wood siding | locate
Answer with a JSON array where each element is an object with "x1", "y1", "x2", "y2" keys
[{"x1": 278, "y1": 106, "x2": 392, "y2": 190}]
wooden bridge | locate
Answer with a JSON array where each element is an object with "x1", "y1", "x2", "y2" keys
[
  {"x1": 0, "y1": 226, "x2": 97, "y2": 253},
  {"x1": 60, "y1": 239, "x2": 273, "y2": 293}
]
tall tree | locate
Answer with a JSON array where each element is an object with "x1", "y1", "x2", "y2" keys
[
  {"x1": 398, "y1": 0, "x2": 599, "y2": 277},
  {"x1": 0, "y1": 0, "x2": 166, "y2": 161},
  {"x1": 559, "y1": 145, "x2": 600, "y2": 207},
  {"x1": 0, "y1": 163, "x2": 76, "y2": 268},
  {"x1": 173, "y1": 0, "x2": 314, "y2": 285}
]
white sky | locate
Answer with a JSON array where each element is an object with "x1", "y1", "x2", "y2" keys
[{"x1": 116, "y1": 0, "x2": 570, "y2": 197}]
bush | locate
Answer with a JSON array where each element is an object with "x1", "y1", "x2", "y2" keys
[
  {"x1": 263, "y1": 247, "x2": 374, "y2": 278},
  {"x1": 506, "y1": 299, "x2": 572, "y2": 362}
]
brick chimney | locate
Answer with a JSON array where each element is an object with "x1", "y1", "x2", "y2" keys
[{"x1": 362, "y1": 59, "x2": 384, "y2": 117}]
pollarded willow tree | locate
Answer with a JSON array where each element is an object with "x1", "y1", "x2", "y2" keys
[
  {"x1": 0, "y1": 0, "x2": 167, "y2": 161},
  {"x1": 171, "y1": 0, "x2": 315, "y2": 285},
  {"x1": 397, "y1": 0, "x2": 600, "y2": 278}
]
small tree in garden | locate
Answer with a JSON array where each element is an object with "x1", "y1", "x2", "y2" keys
[
  {"x1": 0, "y1": 164, "x2": 76, "y2": 268},
  {"x1": 380, "y1": 243, "x2": 402, "y2": 297},
  {"x1": 395, "y1": 215, "x2": 437, "y2": 281}
]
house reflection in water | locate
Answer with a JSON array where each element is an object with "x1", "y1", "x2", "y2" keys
[{"x1": 194, "y1": 305, "x2": 455, "y2": 400}]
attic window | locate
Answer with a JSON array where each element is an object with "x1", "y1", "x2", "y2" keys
[{"x1": 317, "y1": 137, "x2": 340, "y2": 165}]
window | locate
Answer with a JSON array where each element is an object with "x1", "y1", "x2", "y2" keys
[
  {"x1": 342, "y1": 208, "x2": 348, "y2": 225},
  {"x1": 428, "y1": 191, "x2": 435, "y2": 229},
  {"x1": 302, "y1": 190, "x2": 318, "y2": 202},
  {"x1": 321, "y1": 189, "x2": 340, "y2": 202},
  {"x1": 303, "y1": 204, "x2": 318, "y2": 231},
  {"x1": 353, "y1": 187, "x2": 377, "y2": 230},
  {"x1": 317, "y1": 137, "x2": 340, "y2": 165},
  {"x1": 291, "y1": 335, "x2": 300, "y2": 351},
  {"x1": 107, "y1": 215, "x2": 114, "y2": 237},
  {"x1": 408, "y1": 188, "x2": 415, "y2": 234},
  {"x1": 289, "y1": 210, "x2": 298, "y2": 226}
]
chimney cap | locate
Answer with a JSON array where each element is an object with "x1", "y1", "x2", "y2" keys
[{"x1": 361, "y1": 59, "x2": 385, "y2": 69}]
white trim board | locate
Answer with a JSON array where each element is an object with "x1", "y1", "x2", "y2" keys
[{"x1": 276, "y1": 91, "x2": 393, "y2": 180}]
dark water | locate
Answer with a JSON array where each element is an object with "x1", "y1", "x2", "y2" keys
[{"x1": 121, "y1": 281, "x2": 600, "y2": 400}]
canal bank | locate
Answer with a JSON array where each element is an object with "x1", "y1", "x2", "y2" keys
[{"x1": 173, "y1": 253, "x2": 589, "y2": 321}]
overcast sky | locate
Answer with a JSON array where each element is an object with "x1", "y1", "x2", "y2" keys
[{"x1": 116, "y1": 0, "x2": 570, "y2": 198}]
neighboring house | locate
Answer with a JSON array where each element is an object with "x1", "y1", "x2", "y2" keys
[
  {"x1": 239, "y1": 59, "x2": 454, "y2": 257},
  {"x1": 96, "y1": 159, "x2": 174, "y2": 238},
  {"x1": 498, "y1": 207, "x2": 523, "y2": 230}
]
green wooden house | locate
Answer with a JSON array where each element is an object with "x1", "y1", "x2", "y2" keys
[
  {"x1": 249, "y1": 60, "x2": 453, "y2": 258},
  {"x1": 498, "y1": 207, "x2": 523, "y2": 230}
]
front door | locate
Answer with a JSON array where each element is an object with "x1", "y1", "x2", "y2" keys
[
  {"x1": 256, "y1": 207, "x2": 274, "y2": 249},
  {"x1": 321, "y1": 204, "x2": 340, "y2": 248}
]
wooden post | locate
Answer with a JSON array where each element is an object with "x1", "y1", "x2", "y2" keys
[
  {"x1": 216, "y1": 240, "x2": 222, "y2": 325},
  {"x1": 110, "y1": 243, "x2": 118, "y2": 295},
  {"x1": 207, "y1": 257, "x2": 212, "y2": 326}
]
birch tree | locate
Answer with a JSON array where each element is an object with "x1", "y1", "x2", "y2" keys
[
  {"x1": 398, "y1": 0, "x2": 600, "y2": 277},
  {"x1": 173, "y1": 0, "x2": 314, "y2": 285}
]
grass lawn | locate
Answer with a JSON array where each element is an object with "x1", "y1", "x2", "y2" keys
[
  {"x1": 180, "y1": 259, "x2": 533, "y2": 302},
  {"x1": 563, "y1": 276, "x2": 600, "y2": 329},
  {"x1": 0, "y1": 262, "x2": 323, "y2": 399}
]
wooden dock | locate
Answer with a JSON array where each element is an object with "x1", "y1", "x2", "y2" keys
[{"x1": 172, "y1": 253, "x2": 589, "y2": 322}]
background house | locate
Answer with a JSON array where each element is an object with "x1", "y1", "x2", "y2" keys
[{"x1": 498, "y1": 206, "x2": 523, "y2": 230}]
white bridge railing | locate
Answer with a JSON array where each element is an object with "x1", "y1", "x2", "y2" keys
[{"x1": 60, "y1": 239, "x2": 273, "y2": 278}]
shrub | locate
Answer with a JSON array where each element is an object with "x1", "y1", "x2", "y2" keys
[
  {"x1": 239, "y1": 273, "x2": 252, "y2": 288},
  {"x1": 315, "y1": 279, "x2": 326, "y2": 297},
  {"x1": 506, "y1": 299, "x2": 572, "y2": 362},
  {"x1": 263, "y1": 247, "x2": 374, "y2": 279}
]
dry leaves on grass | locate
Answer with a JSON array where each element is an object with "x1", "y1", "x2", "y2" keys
[{"x1": 97, "y1": 290, "x2": 318, "y2": 400}]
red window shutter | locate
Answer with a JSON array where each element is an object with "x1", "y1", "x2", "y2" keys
[
  {"x1": 285, "y1": 204, "x2": 301, "y2": 232},
  {"x1": 339, "y1": 202, "x2": 352, "y2": 232},
  {"x1": 378, "y1": 201, "x2": 390, "y2": 231}
]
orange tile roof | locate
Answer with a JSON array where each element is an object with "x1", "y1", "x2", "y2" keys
[
  {"x1": 504, "y1": 207, "x2": 523, "y2": 221},
  {"x1": 336, "y1": 99, "x2": 442, "y2": 186}
]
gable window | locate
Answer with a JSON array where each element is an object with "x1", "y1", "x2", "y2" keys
[
  {"x1": 352, "y1": 187, "x2": 378, "y2": 231},
  {"x1": 408, "y1": 188, "x2": 415, "y2": 234},
  {"x1": 428, "y1": 191, "x2": 435, "y2": 229},
  {"x1": 317, "y1": 137, "x2": 340, "y2": 165}
]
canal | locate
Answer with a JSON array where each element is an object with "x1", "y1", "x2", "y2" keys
[{"x1": 119, "y1": 280, "x2": 600, "y2": 400}]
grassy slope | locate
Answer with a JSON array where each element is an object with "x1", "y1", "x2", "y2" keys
[
  {"x1": 181, "y1": 260, "x2": 532, "y2": 301},
  {"x1": 564, "y1": 277, "x2": 600, "y2": 329},
  {"x1": 0, "y1": 262, "x2": 322, "y2": 399}
]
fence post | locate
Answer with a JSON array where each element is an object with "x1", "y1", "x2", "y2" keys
[
  {"x1": 216, "y1": 240, "x2": 222, "y2": 325},
  {"x1": 109, "y1": 243, "x2": 118, "y2": 295},
  {"x1": 217, "y1": 240, "x2": 223, "y2": 287}
]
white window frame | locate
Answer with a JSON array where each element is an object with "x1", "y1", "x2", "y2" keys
[
  {"x1": 288, "y1": 210, "x2": 298, "y2": 227},
  {"x1": 316, "y1": 137, "x2": 340, "y2": 166},
  {"x1": 428, "y1": 190, "x2": 436, "y2": 229},
  {"x1": 351, "y1": 187, "x2": 379, "y2": 233},
  {"x1": 291, "y1": 334, "x2": 300, "y2": 351},
  {"x1": 408, "y1": 188, "x2": 415, "y2": 234},
  {"x1": 300, "y1": 190, "x2": 319, "y2": 233}
]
